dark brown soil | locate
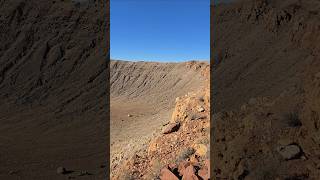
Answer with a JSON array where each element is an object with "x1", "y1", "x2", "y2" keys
[
  {"x1": 212, "y1": 0, "x2": 320, "y2": 179},
  {"x1": 0, "y1": 0, "x2": 109, "y2": 179}
]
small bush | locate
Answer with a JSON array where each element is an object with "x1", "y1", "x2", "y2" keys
[{"x1": 175, "y1": 147, "x2": 196, "y2": 163}]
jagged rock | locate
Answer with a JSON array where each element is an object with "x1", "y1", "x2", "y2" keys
[
  {"x1": 160, "y1": 167, "x2": 179, "y2": 180},
  {"x1": 182, "y1": 165, "x2": 199, "y2": 180},
  {"x1": 162, "y1": 122, "x2": 180, "y2": 134},
  {"x1": 178, "y1": 161, "x2": 191, "y2": 176},
  {"x1": 277, "y1": 144, "x2": 302, "y2": 160},
  {"x1": 57, "y1": 167, "x2": 66, "y2": 174},
  {"x1": 168, "y1": 163, "x2": 178, "y2": 171},
  {"x1": 198, "y1": 159, "x2": 210, "y2": 180}
]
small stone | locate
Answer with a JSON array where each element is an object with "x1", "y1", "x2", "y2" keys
[
  {"x1": 127, "y1": 114, "x2": 132, "y2": 117},
  {"x1": 160, "y1": 167, "x2": 179, "y2": 180},
  {"x1": 162, "y1": 122, "x2": 180, "y2": 134},
  {"x1": 57, "y1": 167, "x2": 66, "y2": 174},
  {"x1": 148, "y1": 141, "x2": 158, "y2": 155},
  {"x1": 277, "y1": 144, "x2": 302, "y2": 160},
  {"x1": 9, "y1": 170, "x2": 18, "y2": 175},
  {"x1": 197, "y1": 106, "x2": 205, "y2": 112}
]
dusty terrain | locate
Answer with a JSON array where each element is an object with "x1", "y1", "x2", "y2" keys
[
  {"x1": 0, "y1": 0, "x2": 109, "y2": 179},
  {"x1": 212, "y1": 0, "x2": 320, "y2": 179},
  {"x1": 110, "y1": 60, "x2": 210, "y2": 179}
]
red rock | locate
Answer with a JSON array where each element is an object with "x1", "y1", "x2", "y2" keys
[
  {"x1": 162, "y1": 122, "x2": 180, "y2": 134},
  {"x1": 205, "y1": 159, "x2": 210, "y2": 173},
  {"x1": 178, "y1": 161, "x2": 190, "y2": 176},
  {"x1": 198, "y1": 159, "x2": 210, "y2": 179},
  {"x1": 182, "y1": 165, "x2": 199, "y2": 180},
  {"x1": 168, "y1": 163, "x2": 177, "y2": 171},
  {"x1": 160, "y1": 168, "x2": 179, "y2": 180},
  {"x1": 198, "y1": 168, "x2": 209, "y2": 180}
]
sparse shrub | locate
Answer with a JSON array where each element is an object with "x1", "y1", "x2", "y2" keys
[{"x1": 175, "y1": 147, "x2": 196, "y2": 163}]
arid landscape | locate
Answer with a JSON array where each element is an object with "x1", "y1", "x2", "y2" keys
[
  {"x1": 212, "y1": 0, "x2": 320, "y2": 179},
  {"x1": 0, "y1": 0, "x2": 108, "y2": 179},
  {"x1": 110, "y1": 60, "x2": 210, "y2": 179}
]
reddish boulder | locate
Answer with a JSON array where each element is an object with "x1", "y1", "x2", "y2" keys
[
  {"x1": 168, "y1": 163, "x2": 178, "y2": 171},
  {"x1": 198, "y1": 160, "x2": 210, "y2": 180},
  {"x1": 160, "y1": 168, "x2": 179, "y2": 180},
  {"x1": 182, "y1": 165, "x2": 199, "y2": 180},
  {"x1": 162, "y1": 122, "x2": 180, "y2": 134},
  {"x1": 178, "y1": 161, "x2": 191, "y2": 176}
]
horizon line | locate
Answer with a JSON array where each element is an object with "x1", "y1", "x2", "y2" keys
[{"x1": 110, "y1": 58, "x2": 210, "y2": 63}]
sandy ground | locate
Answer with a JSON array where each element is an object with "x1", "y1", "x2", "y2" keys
[{"x1": 110, "y1": 99, "x2": 172, "y2": 172}]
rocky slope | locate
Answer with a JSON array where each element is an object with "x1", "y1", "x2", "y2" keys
[
  {"x1": 111, "y1": 61, "x2": 210, "y2": 179},
  {"x1": 0, "y1": 0, "x2": 109, "y2": 179},
  {"x1": 212, "y1": 0, "x2": 320, "y2": 179}
]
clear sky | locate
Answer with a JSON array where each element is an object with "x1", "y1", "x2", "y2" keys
[{"x1": 110, "y1": 0, "x2": 210, "y2": 62}]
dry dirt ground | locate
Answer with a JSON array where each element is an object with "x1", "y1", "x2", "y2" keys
[
  {"x1": 212, "y1": 0, "x2": 320, "y2": 179},
  {"x1": 110, "y1": 60, "x2": 210, "y2": 179},
  {"x1": 0, "y1": 0, "x2": 109, "y2": 179}
]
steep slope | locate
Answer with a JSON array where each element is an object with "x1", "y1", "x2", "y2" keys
[
  {"x1": 0, "y1": 0, "x2": 109, "y2": 179},
  {"x1": 110, "y1": 60, "x2": 207, "y2": 107},
  {"x1": 212, "y1": 0, "x2": 320, "y2": 179},
  {"x1": 110, "y1": 60, "x2": 209, "y2": 179}
]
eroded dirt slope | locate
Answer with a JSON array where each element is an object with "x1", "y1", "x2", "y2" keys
[
  {"x1": 0, "y1": 0, "x2": 109, "y2": 179},
  {"x1": 212, "y1": 0, "x2": 320, "y2": 179}
]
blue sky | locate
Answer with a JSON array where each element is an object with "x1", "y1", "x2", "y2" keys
[{"x1": 110, "y1": 0, "x2": 210, "y2": 62}]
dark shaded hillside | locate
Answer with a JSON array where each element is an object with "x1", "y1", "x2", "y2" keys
[
  {"x1": 0, "y1": 0, "x2": 109, "y2": 179},
  {"x1": 212, "y1": 0, "x2": 320, "y2": 179},
  {"x1": 212, "y1": 0, "x2": 320, "y2": 111}
]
